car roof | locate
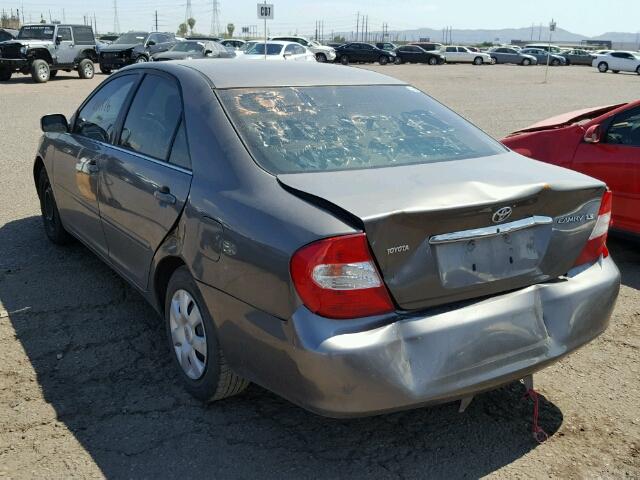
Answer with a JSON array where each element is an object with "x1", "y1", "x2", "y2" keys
[{"x1": 149, "y1": 61, "x2": 407, "y2": 89}]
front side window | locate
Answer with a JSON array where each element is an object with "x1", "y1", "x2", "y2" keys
[
  {"x1": 219, "y1": 85, "x2": 506, "y2": 174},
  {"x1": 57, "y1": 27, "x2": 72, "y2": 42},
  {"x1": 284, "y1": 44, "x2": 296, "y2": 55},
  {"x1": 293, "y1": 44, "x2": 306, "y2": 55},
  {"x1": 120, "y1": 75, "x2": 183, "y2": 160},
  {"x1": 247, "y1": 43, "x2": 283, "y2": 55},
  {"x1": 605, "y1": 108, "x2": 640, "y2": 147},
  {"x1": 172, "y1": 41, "x2": 204, "y2": 53},
  {"x1": 74, "y1": 75, "x2": 137, "y2": 143}
]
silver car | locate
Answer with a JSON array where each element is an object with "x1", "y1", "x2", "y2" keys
[{"x1": 34, "y1": 62, "x2": 619, "y2": 417}]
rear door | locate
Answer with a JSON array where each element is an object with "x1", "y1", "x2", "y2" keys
[
  {"x1": 99, "y1": 71, "x2": 192, "y2": 289},
  {"x1": 573, "y1": 107, "x2": 640, "y2": 233},
  {"x1": 444, "y1": 46, "x2": 458, "y2": 61}
]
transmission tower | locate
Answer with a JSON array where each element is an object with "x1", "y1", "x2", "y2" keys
[
  {"x1": 210, "y1": 0, "x2": 221, "y2": 36},
  {"x1": 113, "y1": 0, "x2": 120, "y2": 33}
]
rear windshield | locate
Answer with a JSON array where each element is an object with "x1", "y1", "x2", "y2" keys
[
  {"x1": 18, "y1": 25, "x2": 54, "y2": 40},
  {"x1": 218, "y1": 85, "x2": 505, "y2": 174}
]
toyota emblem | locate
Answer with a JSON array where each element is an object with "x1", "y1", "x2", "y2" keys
[{"x1": 492, "y1": 206, "x2": 513, "y2": 223}]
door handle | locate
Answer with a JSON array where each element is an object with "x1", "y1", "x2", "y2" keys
[
  {"x1": 87, "y1": 159, "x2": 99, "y2": 174},
  {"x1": 154, "y1": 186, "x2": 176, "y2": 205},
  {"x1": 76, "y1": 157, "x2": 99, "y2": 174}
]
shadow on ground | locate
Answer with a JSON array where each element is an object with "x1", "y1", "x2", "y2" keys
[
  {"x1": 0, "y1": 216, "x2": 571, "y2": 479},
  {"x1": 608, "y1": 235, "x2": 640, "y2": 290}
]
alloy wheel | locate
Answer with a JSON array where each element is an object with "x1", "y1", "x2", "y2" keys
[{"x1": 169, "y1": 289, "x2": 208, "y2": 380}]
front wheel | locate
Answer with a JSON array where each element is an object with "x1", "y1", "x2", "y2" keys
[
  {"x1": 37, "y1": 168, "x2": 73, "y2": 245},
  {"x1": 636, "y1": 66, "x2": 640, "y2": 75},
  {"x1": 165, "y1": 266, "x2": 249, "y2": 402},
  {"x1": 315, "y1": 53, "x2": 326, "y2": 63},
  {"x1": 135, "y1": 55, "x2": 148, "y2": 63},
  {"x1": 31, "y1": 59, "x2": 50, "y2": 83},
  {"x1": 339, "y1": 55, "x2": 349, "y2": 65},
  {"x1": 78, "y1": 59, "x2": 94, "y2": 79},
  {"x1": 551, "y1": 58, "x2": 560, "y2": 66},
  {"x1": 49, "y1": 70, "x2": 58, "y2": 78},
  {"x1": 378, "y1": 55, "x2": 389, "y2": 65},
  {"x1": 598, "y1": 62, "x2": 608, "y2": 73},
  {"x1": 428, "y1": 56, "x2": 437, "y2": 65},
  {"x1": 612, "y1": 70, "x2": 620, "y2": 74},
  {"x1": 521, "y1": 58, "x2": 531, "y2": 66},
  {"x1": 99, "y1": 64, "x2": 112, "y2": 75},
  {"x1": 473, "y1": 56, "x2": 483, "y2": 65}
]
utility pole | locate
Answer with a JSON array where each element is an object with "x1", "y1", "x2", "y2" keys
[
  {"x1": 185, "y1": 0, "x2": 192, "y2": 25},
  {"x1": 544, "y1": 19, "x2": 556, "y2": 84},
  {"x1": 210, "y1": 0, "x2": 221, "y2": 36},
  {"x1": 62, "y1": 8, "x2": 65, "y2": 23},
  {"x1": 155, "y1": 10, "x2": 158, "y2": 31},
  {"x1": 355, "y1": 12, "x2": 359, "y2": 42},
  {"x1": 94, "y1": 13, "x2": 97, "y2": 34},
  {"x1": 113, "y1": 0, "x2": 120, "y2": 33}
]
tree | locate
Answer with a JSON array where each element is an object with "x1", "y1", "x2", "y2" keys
[
  {"x1": 187, "y1": 17, "x2": 196, "y2": 34},
  {"x1": 227, "y1": 23, "x2": 235, "y2": 37},
  {"x1": 177, "y1": 23, "x2": 188, "y2": 37}
]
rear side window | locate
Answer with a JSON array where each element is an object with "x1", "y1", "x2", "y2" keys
[
  {"x1": 168, "y1": 121, "x2": 192, "y2": 169},
  {"x1": 219, "y1": 85, "x2": 506, "y2": 174},
  {"x1": 72, "y1": 26, "x2": 95, "y2": 44},
  {"x1": 74, "y1": 75, "x2": 137, "y2": 143},
  {"x1": 120, "y1": 75, "x2": 183, "y2": 160}
]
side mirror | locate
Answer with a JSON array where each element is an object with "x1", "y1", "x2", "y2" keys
[
  {"x1": 204, "y1": 50, "x2": 212, "y2": 56},
  {"x1": 584, "y1": 124, "x2": 601, "y2": 144},
  {"x1": 147, "y1": 40, "x2": 156, "y2": 46},
  {"x1": 283, "y1": 52, "x2": 292, "y2": 58},
  {"x1": 55, "y1": 35, "x2": 62, "y2": 45},
  {"x1": 41, "y1": 114, "x2": 69, "y2": 133}
]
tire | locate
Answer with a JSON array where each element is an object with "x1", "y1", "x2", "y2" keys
[
  {"x1": 598, "y1": 62, "x2": 608, "y2": 73},
  {"x1": 135, "y1": 55, "x2": 148, "y2": 63},
  {"x1": 521, "y1": 58, "x2": 531, "y2": 66},
  {"x1": 78, "y1": 59, "x2": 94, "y2": 79},
  {"x1": 565, "y1": 59, "x2": 571, "y2": 66},
  {"x1": 165, "y1": 266, "x2": 249, "y2": 402},
  {"x1": 49, "y1": 69, "x2": 58, "y2": 78},
  {"x1": 612, "y1": 70, "x2": 619, "y2": 74},
  {"x1": 378, "y1": 55, "x2": 389, "y2": 65},
  {"x1": 315, "y1": 53, "x2": 326, "y2": 63},
  {"x1": 0, "y1": 68, "x2": 11, "y2": 81},
  {"x1": 428, "y1": 56, "x2": 437, "y2": 65},
  {"x1": 636, "y1": 66, "x2": 640, "y2": 75},
  {"x1": 395, "y1": 56, "x2": 402, "y2": 64},
  {"x1": 37, "y1": 168, "x2": 73, "y2": 245},
  {"x1": 490, "y1": 56, "x2": 498, "y2": 64},
  {"x1": 99, "y1": 64, "x2": 112, "y2": 75},
  {"x1": 551, "y1": 58, "x2": 560, "y2": 66},
  {"x1": 339, "y1": 55, "x2": 349, "y2": 65},
  {"x1": 31, "y1": 59, "x2": 50, "y2": 83},
  {"x1": 473, "y1": 56, "x2": 483, "y2": 65}
]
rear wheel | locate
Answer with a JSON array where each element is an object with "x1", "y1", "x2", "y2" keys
[
  {"x1": 551, "y1": 58, "x2": 560, "y2": 66},
  {"x1": 473, "y1": 56, "x2": 483, "y2": 65},
  {"x1": 490, "y1": 56, "x2": 498, "y2": 64},
  {"x1": 31, "y1": 59, "x2": 50, "y2": 83},
  {"x1": 78, "y1": 59, "x2": 94, "y2": 79},
  {"x1": 612, "y1": 70, "x2": 620, "y2": 74},
  {"x1": 0, "y1": 68, "x2": 11, "y2": 81},
  {"x1": 48, "y1": 69, "x2": 58, "y2": 78},
  {"x1": 315, "y1": 53, "x2": 327, "y2": 62},
  {"x1": 598, "y1": 62, "x2": 608, "y2": 73},
  {"x1": 99, "y1": 64, "x2": 112, "y2": 74},
  {"x1": 521, "y1": 58, "x2": 531, "y2": 66},
  {"x1": 428, "y1": 56, "x2": 437, "y2": 65},
  {"x1": 135, "y1": 55, "x2": 148, "y2": 63},
  {"x1": 636, "y1": 66, "x2": 640, "y2": 75},
  {"x1": 165, "y1": 266, "x2": 249, "y2": 402},
  {"x1": 378, "y1": 55, "x2": 389, "y2": 65},
  {"x1": 339, "y1": 55, "x2": 349, "y2": 65},
  {"x1": 37, "y1": 168, "x2": 73, "y2": 245}
]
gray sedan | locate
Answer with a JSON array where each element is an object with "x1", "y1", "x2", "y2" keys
[
  {"x1": 560, "y1": 48, "x2": 596, "y2": 66},
  {"x1": 151, "y1": 40, "x2": 234, "y2": 61},
  {"x1": 489, "y1": 47, "x2": 538, "y2": 65},
  {"x1": 34, "y1": 62, "x2": 619, "y2": 417},
  {"x1": 520, "y1": 48, "x2": 567, "y2": 66}
]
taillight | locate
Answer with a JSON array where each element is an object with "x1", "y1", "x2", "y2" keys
[
  {"x1": 573, "y1": 189, "x2": 612, "y2": 267},
  {"x1": 290, "y1": 233, "x2": 394, "y2": 319}
]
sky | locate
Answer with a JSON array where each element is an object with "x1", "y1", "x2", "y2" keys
[{"x1": 5, "y1": 0, "x2": 639, "y2": 37}]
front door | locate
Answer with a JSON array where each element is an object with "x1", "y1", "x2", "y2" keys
[
  {"x1": 99, "y1": 72, "x2": 192, "y2": 289},
  {"x1": 55, "y1": 26, "x2": 76, "y2": 64},
  {"x1": 573, "y1": 107, "x2": 640, "y2": 234},
  {"x1": 54, "y1": 73, "x2": 139, "y2": 257}
]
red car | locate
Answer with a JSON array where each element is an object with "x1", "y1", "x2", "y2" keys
[{"x1": 502, "y1": 101, "x2": 640, "y2": 236}]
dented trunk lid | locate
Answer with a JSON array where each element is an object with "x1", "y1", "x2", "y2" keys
[{"x1": 278, "y1": 152, "x2": 606, "y2": 310}]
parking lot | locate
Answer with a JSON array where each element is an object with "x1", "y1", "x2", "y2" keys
[{"x1": 0, "y1": 63, "x2": 638, "y2": 479}]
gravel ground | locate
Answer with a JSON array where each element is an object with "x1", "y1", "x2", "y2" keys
[{"x1": 0, "y1": 64, "x2": 638, "y2": 479}]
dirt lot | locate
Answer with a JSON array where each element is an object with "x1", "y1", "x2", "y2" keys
[{"x1": 0, "y1": 64, "x2": 638, "y2": 479}]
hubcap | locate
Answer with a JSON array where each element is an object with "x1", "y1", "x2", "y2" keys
[
  {"x1": 43, "y1": 187, "x2": 54, "y2": 221},
  {"x1": 38, "y1": 64, "x2": 48, "y2": 80},
  {"x1": 169, "y1": 289, "x2": 207, "y2": 380},
  {"x1": 84, "y1": 64, "x2": 93, "y2": 76},
  {"x1": 136, "y1": 56, "x2": 147, "y2": 63}
]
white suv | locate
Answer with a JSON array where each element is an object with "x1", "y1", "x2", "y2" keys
[{"x1": 269, "y1": 36, "x2": 336, "y2": 62}]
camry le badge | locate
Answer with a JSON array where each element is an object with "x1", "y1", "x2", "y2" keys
[{"x1": 492, "y1": 206, "x2": 513, "y2": 223}]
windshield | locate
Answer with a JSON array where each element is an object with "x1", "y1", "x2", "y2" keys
[
  {"x1": 18, "y1": 25, "x2": 55, "y2": 40},
  {"x1": 219, "y1": 85, "x2": 505, "y2": 174},
  {"x1": 246, "y1": 43, "x2": 283, "y2": 55},
  {"x1": 171, "y1": 41, "x2": 204, "y2": 53},
  {"x1": 114, "y1": 32, "x2": 147, "y2": 45}
]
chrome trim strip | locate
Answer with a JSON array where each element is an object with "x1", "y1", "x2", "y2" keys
[{"x1": 429, "y1": 216, "x2": 553, "y2": 245}]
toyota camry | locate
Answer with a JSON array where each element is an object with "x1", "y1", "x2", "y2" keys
[{"x1": 34, "y1": 61, "x2": 620, "y2": 417}]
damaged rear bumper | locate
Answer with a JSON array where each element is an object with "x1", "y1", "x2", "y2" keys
[{"x1": 199, "y1": 256, "x2": 619, "y2": 417}]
